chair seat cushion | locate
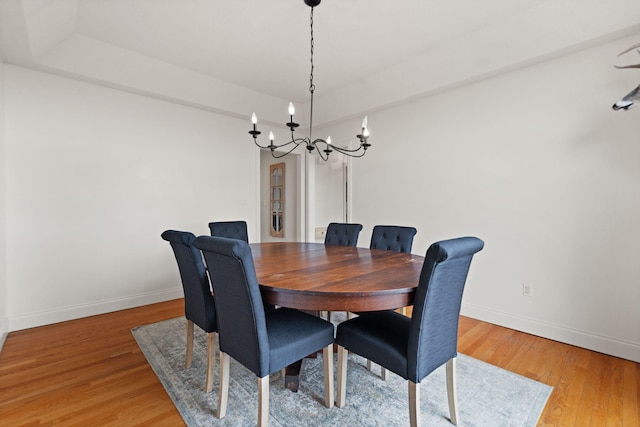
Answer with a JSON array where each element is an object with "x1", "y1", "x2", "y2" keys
[
  {"x1": 266, "y1": 308, "x2": 335, "y2": 374},
  {"x1": 336, "y1": 310, "x2": 411, "y2": 380}
]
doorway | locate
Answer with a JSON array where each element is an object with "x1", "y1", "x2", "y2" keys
[
  {"x1": 259, "y1": 151, "x2": 302, "y2": 242},
  {"x1": 259, "y1": 150, "x2": 349, "y2": 243}
]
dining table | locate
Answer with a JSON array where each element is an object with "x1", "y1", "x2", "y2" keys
[{"x1": 250, "y1": 241, "x2": 425, "y2": 391}]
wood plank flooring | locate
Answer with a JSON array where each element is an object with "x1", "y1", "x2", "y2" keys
[{"x1": 1, "y1": 299, "x2": 638, "y2": 426}]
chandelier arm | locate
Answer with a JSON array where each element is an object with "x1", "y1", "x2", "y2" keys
[
  {"x1": 313, "y1": 143, "x2": 329, "y2": 161},
  {"x1": 292, "y1": 137, "x2": 309, "y2": 145},
  {"x1": 332, "y1": 146, "x2": 368, "y2": 158},
  {"x1": 270, "y1": 143, "x2": 302, "y2": 158},
  {"x1": 253, "y1": 138, "x2": 301, "y2": 151},
  {"x1": 330, "y1": 145, "x2": 366, "y2": 154},
  {"x1": 290, "y1": 130, "x2": 309, "y2": 145},
  {"x1": 312, "y1": 137, "x2": 367, "y2": 155},
  {"x1": 311, "y1": 138, "x2": 369, "y2": 158},
  {"x1": 252, "y1": 139, "x2": 272, "y2": 150}
]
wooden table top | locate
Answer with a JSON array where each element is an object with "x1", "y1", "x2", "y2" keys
[{"x1": 251, "y1": 242, "x2": 424, "y2": 312}]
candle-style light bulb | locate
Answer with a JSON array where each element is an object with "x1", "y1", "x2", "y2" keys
[
  {"x1": 362, "y1": 115, "x2": 368, "y2": 129},
  {"x1": 363, "y1": 128, "x2": 370, "y2": 137},
  {"x1": 269, "y1": 131, "x2": 274, "y2": 142},
  {"x1": 288, "y1": 102, "x2": 295, "y2": 116},
  {"x1": 251, "y1": 112, "x2": 258, "y2": 125},
  {"x1": 327, "y1": 136, "x2": 332, "y2": 145}
]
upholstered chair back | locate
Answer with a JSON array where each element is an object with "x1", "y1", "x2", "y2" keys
[
  {"x1": 194, "y1": 236, "x2": 269, "y2": 377},
  {"x1": 161, "y1": 230, "x2": 217, "y2": 333},
  {"x1": 208, "y1": 220, "x2": 249, "y2": 243},
  {"x1": 369, "y1": 225, "x2": 417, "y2": 253},
  {"x1": 324, "y1": 222, "x2": 363, "y2": 246},
  {"x1": 407, "y1": 236, "x2": 484, "y2": 383}
]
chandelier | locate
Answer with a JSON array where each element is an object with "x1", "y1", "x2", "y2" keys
[{"x1": 249, "y1": 0, "x2": 371, "y2": 161}]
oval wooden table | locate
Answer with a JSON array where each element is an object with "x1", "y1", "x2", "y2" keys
[
  {"x1": 252, "y1": 242, "x2": 424, "y2": 311},
  {"x1": 250, "y1": 242, "x2": 425, "y2": 391}
]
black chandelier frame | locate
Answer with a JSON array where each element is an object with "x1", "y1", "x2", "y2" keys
[{"x1": 249, "y1": 0, "x2": 371, "y2": 161}]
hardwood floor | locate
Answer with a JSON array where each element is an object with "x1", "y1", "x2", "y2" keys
[{"x1": 1, "y1": 299, "x2": 638, "y2": 426}]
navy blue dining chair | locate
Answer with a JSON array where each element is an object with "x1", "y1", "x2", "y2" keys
[
  {"x1": 323, "y1": 222, "x2": 363, "y2": 322},
  {"x1": 335, "y1": 236, "x2": 484, "y2": 426},
  {"x1": 324, "y1": 222, "x2": 363, "y2": 246},
  {"x1": 208, "y1": 220, "x2": 249, "y2": 243},
  {"x1": 367, "y1": 224, "x2": 418, "y2": 377},
  {"x1": 369, "y1": 225, "x2": 417, "y2": 253},
  {"x1": 161, "y1": 230, "x2": 218, "y2": 393},
  {"x1": 194, "y1": 236, "x2": 335, "y2": 426}
]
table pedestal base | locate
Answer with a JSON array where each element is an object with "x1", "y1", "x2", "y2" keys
[{"x1": 284, "y1": 360, "x2": 303, "y2": 392}]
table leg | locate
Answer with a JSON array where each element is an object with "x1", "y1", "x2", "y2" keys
[
  {"x1": 283, "y1": 311, "x2": 323, "y2": 392},
  {"x1": 284, "y1": 359, "x2": 303, "y2": 392}
]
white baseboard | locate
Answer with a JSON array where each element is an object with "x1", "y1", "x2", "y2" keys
[
  {"x1": 461, "y1": 303, "x2": 640, "y2": 363},
  {"x1": 7, "y1": 293, "x2": 638, "y2": 363},
  {"x1": 7, "y1": 287, "x2": 184, "y2": 332},
  {"x1": 0, "y1": 317, "x2": 8, "y2": 352}
]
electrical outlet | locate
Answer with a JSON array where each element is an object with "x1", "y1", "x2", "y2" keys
[
  {"x1": 315, "y1": 227, "x2": 327, "y2": 240},
  {"x1": 522, "y1": 284, "x2": 533, "y2": 297}
]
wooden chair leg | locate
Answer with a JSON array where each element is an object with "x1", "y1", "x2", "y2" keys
[
  {"x1": 336, "y1": 345, "x2": 348, "y2": 408},
  {"x1": 446, "y1": 358, "x2": 459, "y2": 425},
  {"x1": 409, "y1": 381, "x2": 420, "y2": 427},
  {"x1": 205, "y1": 332, "x2": 217, "y2": 393},
  {"x1": 366, "y1": 360, "x2": 387, "y2": 380},
  {"x1": 323, "y1": 344, "x2": 334, "y2": 408},
  {"x1": 217, "y1": 352, "x2": 230, "y2": 419},
  {"x1": 258, "y1": 376, "x2": 269, "y2": 427},
  {"x1": 185, "y1": 320, "x2": 194, "y2": 368}
]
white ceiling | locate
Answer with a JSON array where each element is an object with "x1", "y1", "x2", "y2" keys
[{"x1": 2, "y1": 0, "x2": 640, "y2": 126}]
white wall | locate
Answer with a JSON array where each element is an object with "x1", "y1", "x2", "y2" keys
[
  {"x1": 314, "y1": 35, "x2": 640, "y2": 362},
  {"x1": 4, "y1": 65, "x2": 258, "y2": 330},
  {"x1": 0, "y1": 56, "x2": 8, "y2": 349},
  {"x1": 313, "y1": 154, "x2": 347, "y2": 239}
]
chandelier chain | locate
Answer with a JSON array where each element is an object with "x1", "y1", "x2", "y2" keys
[{"x1": 309, "y1": 7, "x2": 315, "y2": 93}]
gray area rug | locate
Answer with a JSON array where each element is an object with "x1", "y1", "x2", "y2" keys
[{"x1": 132, "y1": 316, "x2": 552, "y2": 426}]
